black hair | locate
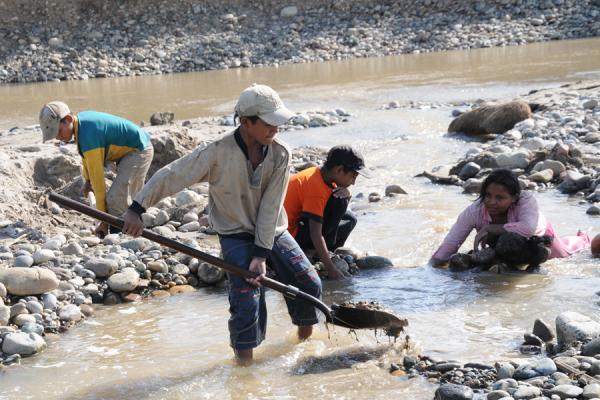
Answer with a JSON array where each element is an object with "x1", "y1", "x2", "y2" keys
[
  {"x1": 233, "y1": 112, "x2": 259, "y2": 126},
  {"x1": 477, "y1": 168, "x2": 521, "y2": 203}
]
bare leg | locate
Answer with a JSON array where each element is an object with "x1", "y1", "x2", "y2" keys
[
  {"x1": 235, "y1": 348, "x2": 253, "y2": 366},
  {"x1": 297, "y1": 325, "x2": 313, "y2": 340}
]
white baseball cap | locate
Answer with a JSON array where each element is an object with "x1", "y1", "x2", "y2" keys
[
  {"x1": 39, "y1": 101, "x2": 71, "y2": 142},
  {"x1": 235, "y1": 84, "x2": 295, "y2": 126}
]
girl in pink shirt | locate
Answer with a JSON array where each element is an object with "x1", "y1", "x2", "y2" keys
[{"x1": 431, "y1": 169, "x2": 590, "y2": 269}]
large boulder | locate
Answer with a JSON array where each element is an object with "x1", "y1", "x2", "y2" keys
[
  {"x1": 448, "y1": 100, "x2": 532, "y2": 136},
  {"x1": 556, "y1": 311, "x2": 600, "y2": 349},
  {"x1": 2, "y1": 332, "x2": 47, "y2": 356},
  {"x1": 0, "y1": 267, "x2": 59, "y2": 295}
]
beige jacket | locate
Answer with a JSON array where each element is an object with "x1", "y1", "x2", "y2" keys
[{"x1": 133, "y1": 130, "x2": 290, "y2": 256}]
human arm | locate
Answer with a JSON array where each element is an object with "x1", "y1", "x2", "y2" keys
[
  {"x1": 253, "y1": 150, "x2": 290, "y2": 258},
  {"x1": 309, "y1": 219, "x2": 345, "y2": 280},
  {"x1": 82, "y1": 148, "x2": 108, "y2": 212},
  {"x1": 246, "y1": 257, "x2": 267, "y2": 287},
  {"x1": 122, "y1": 145, "x2": 212, "y2": 237},
  {"x1": 503, "y1": 193, "x2": 544, "y2": 237},
  {"x1": 430, "y1": 204, "x2": 479, "y2": 264}
]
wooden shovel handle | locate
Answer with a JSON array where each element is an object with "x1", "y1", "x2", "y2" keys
[{"x1": 48, "y1": 193, "x2": 333, "y2": 319}]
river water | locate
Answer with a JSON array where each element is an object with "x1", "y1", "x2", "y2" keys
[{"x1": 2, "y1": 38, "x2": 600, "y2": 399}]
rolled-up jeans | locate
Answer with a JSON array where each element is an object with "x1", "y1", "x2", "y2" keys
[{"x1": 219, "y1": 231, "x2": 322, "y2": 350}]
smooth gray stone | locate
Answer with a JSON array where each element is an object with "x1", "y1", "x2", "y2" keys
[
  {"x1": 512, "y1": 385, "x2": 541, "y2": 399},
  {"x1": 533, "y1": 318, "x2": 555, "y2": 342},
  {"x1": 1, "y1": 332, "x2": 46, "y2": 356},
  {"x1": 434, "y1": 383, "x2": 473, "y2": 400},
  {"x1": 547, "y1": 384, "x2": 583, "y2": 398}
]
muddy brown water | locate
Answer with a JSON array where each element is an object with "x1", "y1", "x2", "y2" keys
[{"x1": 1, "y1": 38, "x2": 600, "y2": 399}]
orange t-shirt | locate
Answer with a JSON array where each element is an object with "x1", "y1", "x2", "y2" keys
[{"x1": 284, "y1": 167, "x2": 334, "y2": 237}]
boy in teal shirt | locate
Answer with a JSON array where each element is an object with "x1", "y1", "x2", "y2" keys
[{"x1": 39, "y1": 101, "x2": 154, "y2": 237}]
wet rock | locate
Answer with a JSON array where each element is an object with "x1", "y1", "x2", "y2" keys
[
  {"x1": 385, "y1": 185, "x2": 407, "y2": 196},
  {"x1": 486, "y1": 390, "x2": 510, "y2": 400},
  {"x1": 62, "y1": 242, "x2": 84, "y2": 256},
  {"x1": 586, "y1": 205, "x2": 600, "y2": 215},
  {"x1": 168, "y1": 285, "x2": 195, "y2": 295},
  {"x1": 107, "y1": 268, "x2": 140, "y2": 292},
  {"x1": 557, "y1": 170, "x2": 591, "y2": 194},
  {"x1": 121, "y1": 238, "x2": 150, "y2": 252},
  {"x1": 556, "y1": 311, "x2": 600, "y2": 349},
  {"x1": 582, "y1": 337, "x2": 600, "y2": 356},
  {"x1": 0, "y1": 305, "x2": 9, "y2": 325},
  {"x1": 458, "y1": 162, "x2": 481, "y2": 180},
  {"x1": 583, "y1": 99, "x2": 599, "y2": 110},
  {"x1": 85, "y1": 258, "x2": 118, "y2": 278},
  {"x1": 583, "y1": 383, "x2": 600, "y2": 399},
  {"x1": 495, "y1": 150, "x2": 531, "y2": 169},
  {"x1": 0, "y1": 267, "x2": 59, "y2": 295},
  {"x1": 533, "y1": 318, "x2": 555, "y2": 342},
  {"x1": 524, "y1": 333, "x2": 544, "y2": 346},
  {"x1": 434, "y1": 383, "x2": 473, "y2": 400},
  {"x1": 0, "y1": 282, "x2": 5, "y2": 298},
  {"x1": 151, "y1": 290, "x2": 170, "y2": 298},
  {"x1": 495, "y1": 362, "x2": 515, "y2": 379},
  {"x1": 79, "y1": 304, "x2": 94, "y2": 317},
  {"x1": 150, "y1": 111, "x2": 174, "y2": 126},
  {"x1": 197, "y1": 262, "x2": 225, "y2": 285},
  {"x1": 512, "y1": 385, "x2": 541, "y2": 398},
  {"x1": 528, "y1": 168, "x2": 553, "y2": 183},
  {"x1": 14, "y1": 255, "x2": 34, "y2": 268},
  {"x1": 175, "y1": 190, "x2": 201, "y2": 207},
  {"x1": 121, "y1": 292, "x2": 142, "y2": 302},
  {"x1": 355, "y1": 255, "x2": 393, "y2": 269},
  {"x1": 32, "y1": 249, "x2": 56, "y2": 264},
  {"x1": 59, "y1": 304, "x2": 82, "y2": 322},
  {"x1": 547, "y1": 384, "x2": 583, "y2": 398},
  {"x1": 42, "y1": 293, "x2": 57, "y2": 310},
  {"x1": 448, "y1": 100, "x2": 531, "y2": 136},
  {"x1": 147, "y1": 260, "x2": 169, "y2": 274},
  {"x1": 178, "y1": 221, "x2": 200, "y2": 232},
  {"x1": 1, "y1": 332, "x2": 46, "y2": 356},
  {"x1": 280, "y1": 6, "x2": 298, "y2": 17}
]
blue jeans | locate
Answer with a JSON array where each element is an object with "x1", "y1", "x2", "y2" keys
[{"x1": 219, "y1": 231, "x2": 322, "y2": 350}]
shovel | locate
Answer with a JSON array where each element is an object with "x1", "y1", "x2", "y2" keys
[{"x1": 49, "y1": 192, "x2": 408, "y2": 335}]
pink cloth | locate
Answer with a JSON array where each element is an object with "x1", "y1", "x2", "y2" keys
[{"x1": 432, "y1": 192, "x2": 590, "y2": 262}]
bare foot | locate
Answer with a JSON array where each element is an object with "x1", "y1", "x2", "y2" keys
[
  {"x1": 297, "y1": 325, "x2": 313, "y2": 340},
  {"x1": 235, "y1": 349, "x2": 253, "y2": 366}
]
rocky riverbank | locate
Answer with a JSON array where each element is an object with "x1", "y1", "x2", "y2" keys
[
  {"x1": 406, "y1": 80, "x2": 600, "y2": 218},
  {"x1": 1, "y1": 0, "x2": 600, "y2": 84},
  {"x1": 393, "y1": 310, "x2": 600, "y2": 400}
]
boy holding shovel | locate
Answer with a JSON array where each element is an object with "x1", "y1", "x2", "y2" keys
[{"x1": 121, "y1": 84, "x2": 322, "y2": 363}]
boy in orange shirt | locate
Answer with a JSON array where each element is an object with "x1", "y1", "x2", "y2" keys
[{"x1": 284, "y1": 145, "x2": 368, "y2": 279}]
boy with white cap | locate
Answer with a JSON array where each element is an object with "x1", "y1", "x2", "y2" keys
[
  {"x1": 39, "y1": 101, "x2": 154, "y2": 237},
  {"x1": 122, "y1": 84, "x2": 322, "y2": 363}
]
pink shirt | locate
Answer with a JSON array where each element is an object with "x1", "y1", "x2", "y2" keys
[{"x1": 433, "y1": 192, "x2": 589, "y2": 262}]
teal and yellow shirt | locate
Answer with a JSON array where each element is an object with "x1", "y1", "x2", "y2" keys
[{"x1": 75, "y1": 111, "x2": 151, "y2": 212}]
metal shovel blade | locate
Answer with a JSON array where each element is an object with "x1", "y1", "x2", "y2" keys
[{"x1": 330, "y1": 304, "x2": 408, "y2": 337}]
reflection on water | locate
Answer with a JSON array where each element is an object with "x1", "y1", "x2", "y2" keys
[{"x1": 2, "y1": 38, "x2": 600, "y2": 400}]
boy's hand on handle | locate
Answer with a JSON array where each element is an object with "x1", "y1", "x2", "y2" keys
[
  {"x1": 122, "y1": 209, "x2": 145, "y2": 237},
  {"x1": 246, "y1": 257, "x2": 266, "y2": 287}
]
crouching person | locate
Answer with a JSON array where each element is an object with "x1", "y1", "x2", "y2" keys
[
  {"x1": 430, "y1": 168, "x2": 589, "y2": 272},
  {"x1": 39, "y1": 101, "x2": 154, "y2": 237},
  {"x1": 121, "y1": 84, "x2": 322, "y2": 363}
]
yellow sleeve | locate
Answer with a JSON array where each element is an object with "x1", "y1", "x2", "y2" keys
[
  {"x1": 83, "y1": 148, "x2": 107, "y2": 212},
  {"x1": 82, "y1": 162, "x2": 90, "y2": 181}
]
